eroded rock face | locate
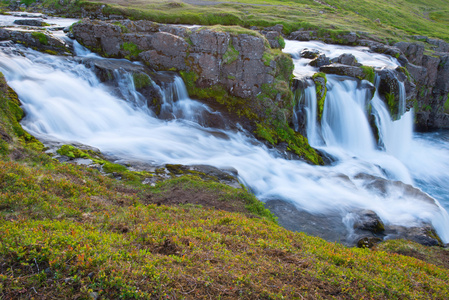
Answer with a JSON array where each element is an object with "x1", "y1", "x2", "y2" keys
[
  {"x1": 72, "y1": 19, "x2": 293, "y2": 124},
  {"x1": 0, "y1": 28, "x2": 70, "y2": 55},
  {"x1": 319, "y1": 64, "x2": 365, "y2": 78}
]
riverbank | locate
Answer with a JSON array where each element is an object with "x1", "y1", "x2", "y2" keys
[{"x1": 1, "y1": 71, "x2": 449, "y2": 299}]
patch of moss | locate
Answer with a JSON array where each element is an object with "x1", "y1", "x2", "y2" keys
[
  {"x1": 222, "y1": 41, "x2": 239, "y2": 65},
  {"x1": 56, "y1": 144, "x2": 89, "y2": 159},
  {"x1": 312, "y1": 72, "x2": 328, "y2": 120},
  {"x1": 132, "y1": 73, "x2": 152, "y2": 89},
  {"x1": 360, "y1": 66, "x2": 375, "y2": 83},
  {"x1": 121, "y1": 42, "x2": 142, "y2": 60},
  {"x1": 276, "y1": 36, "x2": 286, "y2": 49},
  {"x1": 31, "y1": 32, "x2": 48, "y2": 45}
]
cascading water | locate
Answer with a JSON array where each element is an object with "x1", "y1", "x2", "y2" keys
[{"x1": 1, "y1": 27, "x2": 449, "y2": 245}]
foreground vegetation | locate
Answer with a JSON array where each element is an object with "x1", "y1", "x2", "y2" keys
[
  {"x1": 1, "y1": 71, "x2": 449, "y2": 298},
  {"x1": 12, "y1": 0, "x2": 447, "y2": 43}
]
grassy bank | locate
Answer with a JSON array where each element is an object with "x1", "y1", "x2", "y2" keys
[
  {"x1": 1, "y1": 71, "x2": 449, "y2": 298},
  {"x1": 32, "y1": 0, "x2": 449, "y2": 43}
]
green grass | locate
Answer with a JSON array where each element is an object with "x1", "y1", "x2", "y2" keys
[
  {"x1": 1, "y1": 69, "x2": 449, "y2": 299},
  {"x1": 42, "y1": 0, "x2": 449, "y2": 42}
]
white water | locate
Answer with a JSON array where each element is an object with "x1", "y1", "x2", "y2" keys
[{"x1": 1, "y1": 36, "x2": 449, "y2": 243}]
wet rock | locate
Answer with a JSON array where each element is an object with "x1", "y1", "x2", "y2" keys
[
  {"x1": 334, "y1": 53, "x2": 360, "y2": 66},
  {"x1": 405, "y1": 62, "x2": 427, "y2": 86},
  {"x1": 265, "y1": 199, "x2": 353, "y2": 245},
  {"x1": 353, "y1": 210, "x2": 385, "y2": 233},
  {"x1": 0, "y1": 28, "x2": 70, "y2": 55},
  {"x1": 189, "y1": 165, "x2": 241, "y2": 189},
  {"x1": 300, "y1": 48, "x2": 320, "y2": 59},
  {"x1": 357, "y1": 236, "x2": 382, "y2": 248},
  {"x1": 319, "y1": 63, "x2": 365, "y2": 79},
  {"x1": 309, "y1": 54, "x2": 330, "y2": 67},
  {"x1": 385, "y1": 225, "x2": 443, "y2": 247},
  {"x1": 13, "y1": 19, "x2": 47, "y2": 26},
  {"x1": 369, "y1": 44, "x2": 407, "y2": 66}
]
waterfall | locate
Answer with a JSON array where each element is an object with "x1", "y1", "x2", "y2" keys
[{"x1": 1, "y1": 38, "x2": 449, "y2": 245}]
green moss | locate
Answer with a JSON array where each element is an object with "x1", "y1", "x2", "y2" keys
[
  {"x1": 121, "y1": 42, "x2": 142, "y2": 60},
  {"x1": 222, "y1": 41, "x2": 239, "y2": 65},
  {"x1": 31, "y1": 32, "x2": 48, "y2": 45},
  {"x1": 43, "y1": 49, "x2": 58, "y2": 55},
  {"x1": 132, "y1": 73, "x2": 151, "y2": 89},
  {"x1": 276, "y1": 36, "x2": 286, "y2": 49},
  {"x1": 56, "y1": 145, "x2": 89, "y2": 159},
  {"x1": 360, "y1": 66, "x2": 375, "y2": 83},
  {"x1": 444, "y1": 95, "x2": 449, "y2": 113},
  {"x1": 103, "y1": 162, "x2": 128, "y2": 174},
  {"x1": 385, "y1": 92, "x2": 396, "y2": 113},
  {"x1": 312, "y1": 72, "x2": 328, "y2": 120},
  {"x1": 113, "y1": 21, "x2": 129, "y2": 33}
]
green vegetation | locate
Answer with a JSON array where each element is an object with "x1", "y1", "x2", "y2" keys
[
  {"x1": 222, "y1": 41, "x2": 239, "y2": 65},
  {"x1": 1, "y1": 65, "x2": 449, "y2": 299},
  {"x1": 360, "y1": 65, "x2": 375, "y2": 83},
  {"x1": 132, "y1": 72, "x2": 152, "y2": 89},
  {"x1": 38, "y1": 0, "x2": 449, "y2": 43},
  {"x1": 121, "y1": 42, "x2": 142, "y2": 60},
  {"x1": 312, "y1": 72, "x2": 327, "y2": 120},
  {"x1": 444, "y1": 95, "x2": 449, "y2": 113},
  {"x1": 31, "y1": 32, "x2": 48, "y2": 45}
]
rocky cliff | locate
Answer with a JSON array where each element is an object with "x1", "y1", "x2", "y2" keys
[
  {"x1": 72, "y1": 19, "x2": 323, "y2": 164},
  {"x1": 289, "y1": 30, "x2": 449, "y2": 130}
]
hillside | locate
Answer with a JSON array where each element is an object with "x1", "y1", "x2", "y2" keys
[
  {"x1": 1, "y1": 69, "x2": 449, "y2": 298},
  {"x1": 34, "y1": 0, "x2": 449, "y2": 43}
]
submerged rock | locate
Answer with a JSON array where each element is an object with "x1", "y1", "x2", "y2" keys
[{"x1": 13, "y1": 19, "x2": 47, "y2": 27}]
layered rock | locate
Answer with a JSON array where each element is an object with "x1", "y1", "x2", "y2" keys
[
  {"x1": 0, "y1": 28, "x2": 70, "y2": 55},
  {"x1": 72, "y1": 19, "x2": 322, "y2": 164}
]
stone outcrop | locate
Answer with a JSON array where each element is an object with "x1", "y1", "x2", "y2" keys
[
  {"x1": 13, "y1": 19, "x2": 47, "y2": 26},
  {"x1": 72, "y1": 19, "x2": 322, "y2": 164},
  {"x1": 0, "y1": 28, "x2": 70, "y2": 55},
  {"x1": 72, "y1": 19, "x2": 290, "y2": 116}
]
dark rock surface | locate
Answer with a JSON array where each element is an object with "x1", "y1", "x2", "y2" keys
[
  {"x1": 319, "y1": 63, "x2": 365, "y2": 79},
  {"x1": 0, "y1": 28, "x2": 70, "y2": 55},
  {"x1": 13, "y1": 19, "x2": 47, "y2": 26}
]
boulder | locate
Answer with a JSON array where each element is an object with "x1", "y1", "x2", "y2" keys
[
  {"x1": 334, "y1": 53, "x2": 360, "y2": 66},
  {"x1": 300, "y1": 48, "x2": 320, "y2": 59},
  {"x1": 357, "y1": 237, "x2": 382, "y2": 248},
  {"x1": 353, "y1": 209, "x2": 385, "y2": 234},
  {"x1": 394, "y1": 42, "x2": 425, "y2": 65},
  {"x1": 319, "y1": 63, "x2": 365, "y2": 79},
  {"x1": 427, "y1": 38, "x2": 449, "y2": 53},
  {"x1": 13, "y1": 19, "x2": 47, "y2": 26},
  {"x1": 309, "y1": 54, "x2": 330, "y2": 67},
  {"x1": 0, "y1": 28, "x2": 70, "y2": 55}
]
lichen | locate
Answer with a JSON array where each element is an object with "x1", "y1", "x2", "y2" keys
[{"x1": 223, "y1": 41, "x2": 239, "y2": 65}]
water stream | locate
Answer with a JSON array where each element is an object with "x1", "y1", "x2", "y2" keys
[{"x1": 1, "y1": 19, "x2": 449, "y2": 245}]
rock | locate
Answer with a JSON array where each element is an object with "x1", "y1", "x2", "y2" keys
[
  {"x1": 264, "y1": 31, "x2": 282, "y2": 49},
  {"x1": 405, "y1": 62, "x2": 427, "y2": 86},
  {"x1": 300, "y1": 48, "x2": 320, "y2": 59},
  {"x1": 13, "y1": 19, "x2": 47, "y2": 26},
  {"x1": 421, "y1": 55, "x2": 440, "y2": 87},
  {"x1": 190, "y1": 29, "x2": 230, "y2": 55},
  {"x1": 353, "y1": 210, "x2": 385, "y2": 233},
  {"x1": 394, "y1": 42, "x2": 424, "y2": 65},
  {"x1": 357, "y1": 237, "x2": 382, "y2": 248},
  {"x1": 385, "y1": 225, "x2": 443, "y2": 247},
  {"x1": 289, "y1": 30, "x2": 313, "y2": 41},
  {"x1": 434, "y1": 54, "x2": 449, "y2": 94},
  {"x1": 370, "y1": 44, "x2": 407, "y2": 66},
  {"x1": 334, "y1": 53, "x2": 359, "y2": 66},
  {"x1": 264, "y1": 24, "x2": 283, "y2": 33},
  {"x1": 427, "y1": 38, "x2": 449, "y2": 53},
  {"x1": 309, "y1": 54, "x2": 330, "y2": 67},
  {"x1": 151, "y1": 32, "x2": 189, "y2": 56},
  {"x1": 0, "y1": 28, "x2": 70, "y2": 55},
  {"x1": 319, "y1": 63, "x2": 365, "y2": 79}
]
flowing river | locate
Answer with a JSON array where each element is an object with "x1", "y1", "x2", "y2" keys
[{"x1": 1, "y1": 16, "x2": 448, "y2": 245}]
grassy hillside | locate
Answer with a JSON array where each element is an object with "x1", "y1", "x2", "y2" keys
[
  {"x1": 1, "y1": 71, "x2": 449, "y2": 298},
  {"x1": 36, "y1": 0, "x2": 449, "y2": 42}
]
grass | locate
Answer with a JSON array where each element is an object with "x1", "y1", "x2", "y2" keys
[
  {"x1": 1, "y1": 67, "x2": 449, "y2": 298},
  {"x1": 39, "y1": 0, "x2": 449, "y2": 43}
]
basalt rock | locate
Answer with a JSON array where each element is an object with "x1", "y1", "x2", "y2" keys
[
  {"x1": 319, "y1": 63, "x2": 365, "y2": 79},
  {"x1": 72, "y1": 19, "x2": 295, "y2": 126},
  {"x1": 13, "y1": 19, "x2": 47, "y2": 27},
  {"x1": 0, "y1": 28, "x2": 70, "y2": 55},
  {"x1": 333, "y1": 53, "x2": 360, "y2": 66},
  {"x1": 309, "y1": 54, "x2": 330, "y2": 67}
]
